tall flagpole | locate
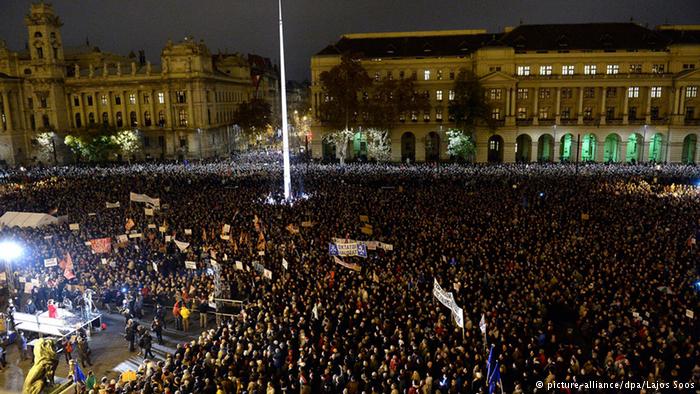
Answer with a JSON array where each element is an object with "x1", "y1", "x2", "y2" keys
[{"x1": 278, "y1": 0, "x2": 292, "y2": 200}]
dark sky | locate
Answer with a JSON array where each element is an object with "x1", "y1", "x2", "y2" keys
[{"x1": 2, "y1": 0, "x2": 699, "y2": 81}]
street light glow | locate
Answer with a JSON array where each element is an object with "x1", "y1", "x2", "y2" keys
[{"x1": 0, "y1": 241, "x2": 23, "y2": 261}]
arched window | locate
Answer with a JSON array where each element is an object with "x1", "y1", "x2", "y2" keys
[
  {"x1": 102, "y1": 112, "x2": 109, "y2": 125},
  {"x1": 36, "y1": 46, "x2": 44, "y2": 59},
  {"x1": 34, "y1": 32, "x2": 42, "y2": 38},
  {"x1": 42, "y1": 114, "x2": 50, "y2": 128},
  {"x1": 158, "y1": 111, "x2": 165, "y2": 127},
  {"x1": 88, "y1": 112, "x2": 95, "y2": 125},
  {"x1": 75, "y1": 113, "x2": 82, "y2": 128},
  {"x1": 130, "y1": 111, "x2": 137, "y2": 127},
  {"x1": 116, "y1": 112, "x2": 123, "y2": 127},
  {"x1": 144, "y1": 111, "x2": 151, "y2": 127}
]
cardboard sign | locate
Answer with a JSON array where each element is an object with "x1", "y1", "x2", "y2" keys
[
  {"x1": 148, "y1": 224, "x2": 156, "y2": 229},
  {"x1": 687, "y1": 309, "x2": 695, "y2": 319},
  {"x1": 301, "y1": 221, "x2": 314, "y2": 227},
  {"x1": 258, "y1": 251, "x2": 265, "y2": 256},
  {"x1": 69, "y1": 223, "x2": 80, "y2": 231},
  {"x1": 282, "y1": 258, "x2": 288, "y2": 270},
  {"x1": 117, "y1": 234, "x2": 129, "y2": 243},
  {"x1": 165, "y1": 235, "x2": 172, "y2": 243},
  {"x1": 145, "y1": 208, "x2": 154, "y2": 216},
  {"x1": 220, "y1": 235, "x2": 230, "y2": 240},
  {"x1": 263, "y1": 269, "x2": 272, "y2": 280},
  {"x1": 44, "y1": 258, "x2": 58, "y2": 267},
  {"x1": 159, "y1": 226, "x2": 166, "y2": 233},
  {"x1": 185, "y1": 261, "x2": 197, "y2": 269},
  {"x1": 359, "y1": 215, "x2": 369, "y2": 223},
  {"x1": 128, "y1": 233, "x2": 142, "y2": 239},
  {"x1": 184, "y1": 229, "x2": 192, "y2": 235},
  {"x1": 222, "y1": 224, "x2": 230, "y2": 234},
  {"x1": 235, "y1": 261, "x2": 244, "y2": 270},
  {"x1": 101, "y1": 258, "x2": 108, "y2": 265}
]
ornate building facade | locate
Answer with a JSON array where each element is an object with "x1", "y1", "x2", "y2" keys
[
  {"x1": 0, "y1": 3, "x2": 279, "y2": 165},
  {"x1": 310, "y1": 24, "x2": 700, "y2": 163}
]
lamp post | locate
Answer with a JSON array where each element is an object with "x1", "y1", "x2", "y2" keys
[
  {"x1": 278, "y1": 0, "x2": 292, "y2": 200},
  {"x1": 0, "y1": 241, "x2": 22, "y2": 306}
]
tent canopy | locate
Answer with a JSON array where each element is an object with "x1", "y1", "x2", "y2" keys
[{"x1": 0, "y1": 211, "x2": 58, "y2": 228}]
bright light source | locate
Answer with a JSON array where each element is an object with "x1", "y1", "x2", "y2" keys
[{"x1": 0, "y1": 241, "x2": 23, "y2": 260}]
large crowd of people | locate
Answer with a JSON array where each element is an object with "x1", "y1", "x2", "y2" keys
[{"x1": 1, "y1": 156, "x2": 699, "y2": 393}]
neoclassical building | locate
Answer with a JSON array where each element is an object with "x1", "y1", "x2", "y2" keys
[
  {"x1": 0, "y1": 3, "x2": 279, "y2": 165},
  {"x1": 310, "y1": 23, "x2": 700, "y2": 163}
]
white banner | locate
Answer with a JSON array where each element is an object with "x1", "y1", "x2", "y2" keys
[
  {"x1": 282, "y1": 258, "x2": 288, "y2": 270},
  {"x1": 44, "y1": 257, "x2": 58, "y2": 267},
  {"x1": 185, "y1": 261, "x2": 197, "y2": 269},
  {"x1": 130, "y1": 192, "x2": 160, "y2": 208},
  {"x1": 174, "y1": 239, "x2": 189, "y2": 251},
  {"x1": 128, "y1": 233, "x2": 142, "y2": 239},
  {"x1": 105, "y1": 201, "x2": 120, "y2": 209},
  {"x1": 333, "y1": 256, "x2": 361, "y2": 272},
  {"x1": 433, "y1": 279, "x2": 463, "y2": 328}
]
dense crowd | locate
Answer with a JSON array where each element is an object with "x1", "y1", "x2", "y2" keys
[{"x1": 1, "y1": 157, "x2": 699, "y2": 393}]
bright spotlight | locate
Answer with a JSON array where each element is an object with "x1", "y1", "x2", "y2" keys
[{"x1": 0, "y1": 241, "x2": 23, "y2": 261}]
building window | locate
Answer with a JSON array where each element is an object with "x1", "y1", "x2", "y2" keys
[
  {"x1": 489, "y1": 140, "x2": 498, "y2": 150},
  {"x1": 158, "y1": 136, "x2": 165, "y2": 147},
  {"x1": 628, "y1": 64, "x2": 642, "y2": 73},
  {"x1": 449, "y1": 71, "x2": 455, "y2": 80},
  {"x1": 448, "y1": 90, "x2": 455, "y2": 101},
  {"x1": 410, "y1": 111, "x2": 418, "y2": 122},
  {"x1": 436, "y1": 107, "x2": 443, "y2": 121},
  {"x1": 517, "y1": 107, "x2": 527, "y2": 119},
  {"x1": 423, "y1": 111, "x2": 430, "y2": 122},
  {"x1": 86, "y1": 95, "x2": 93, "y2": 106},
  {"x1": 584, "y1": 88, "x2": 595, "y2": 98},
  {"x1": 584, "y1": 107, "x2": 593, "y2": 120},
  {"x1": 158, "y1": 111, "x2": 165, "y2": 126},
  {"x1": 686, "y1": 86, "x2": 698, "y2": 98},
  {"x1": 130, "y1": 111, "x2": 137, "y2": 127},
  {"x1": 144, "y1": 111, "x2": 152, "y2": 126},
  {"x1": 606, "y1": 87, "x2": 617, "y2": 98},
  {"x1": 158, "y1": 92, "x2": 165, "y2": 104},
  {"x1": 562, "y1": 65, "x2": 575, "y2": 75},
  {"x1": 180, "y1": 138, "x2": 187, "y2": 148},
  {"x1": 652, "y1": 64, "x2": 665, "y2": 74},
  {"x1": 516, "y1": 65, "x2": 530, "y2": 76},
  {"x1": 88, "y1": 112, "x2": 95, "y2": 124},
  {"x1": 491, "y1": 108, "x2": 501, "y2": 120},
  {"x1": 651, "y1": 106, "x2": 659, "y2": 120},
  {"x1": 115, "y1": 95, "x2": 121, "y2": 105},
  {"x1": 42, "y1": 114, "x2": 50, "y2": 128},
  {"x1": 539, "y1": 89, "x2": 551, "y2": 99},
  {"x1": 143, "y1": 94, "x2": 150, "y2": 104},
  {"x1": 129, "y1": 93, "x2": 136, "y2": 105},
  {"x1": 606, "y1": 107, "x2": 615, "y2": 119},
  {"x1": 436, "y1": 70, "x2": 443, "y2": 80},
  {"x1": 489, "y1": 66, "x2": 501, "y2": 72},
  {"x1": 179, "y1": 109, "x2": 188, "y2": 126},
  {"x1": 436, "y1": 90, "x2": 443, "y2": 101},
  {"x1": 387, "y1": 71, "x2": 393, "y2": 80},
  {"x1": 74, "y1": 96, "x2": 80, "y2": 107},
  {"x1": 399, "y1": 113, "x2": 406, "y2": 122},
  {"x1": 561, "y1": 88, "x2": 573, "y2": 99},
  {"x1": 176, "y1": 91, "x2": 187, "y2": 104},
  {"x1": 40, "y1": 97, "x2": 48, "y2": 108},
  {"x1": 629, "y1": 106, "x2": 638, "y2": 120},
  {"x1": 538, "y1": 107, "x2": 549, "y2": 119},
  {"x1": 650, "y1": 86, "x2": 662, "y2": 98},
  {"x1": 30, "y1": 115, "x2": 35, "y2": 130},
  {"x1": 36, "y1": 46, "x2": 43, "y2": 59},
  {"x1": 686, "y1": 107, "x2": 695, "y2": 119},
  {"x1": 101, "y1": 95, "x2": 107, "y2": 105},
  {"x1": 411, "y1": 70, "x2": 417, "y2": 80},
  {"x1": 683, "y1": 64, "x2": 696, "y2": 70},
  {"x1": 584, "y1": 64, "x2": 597, "y2": 75},
  {"x1": 606, "y1": 64, "x2": 619, "y2": 74},
  {"x1": 561, "y1": 107, "x2": 570, "y2": 119},
  {"x1": 489, "y1": 89, "x2": 502, "y2": 100},
  {"x1": 75, "y1": 113, "x2": 82, "y2": 128},
  {"x1": 374, "y1": 72, "x2": 380, "y2": 81},
  {"x1": 27, "y1": 97, "x2": 33, "y2": 109},
  {"x1": 144, "y1": 137, "x2": 151, "y2": 148},
  {"x1": 628, "y1": 87, "x2": 640, "y2": 98},
  {"x1": 399, "y1": 70, "x2": 405, "y2": 79},
  {"x1": 102, "y1": 112, "x2": 108, "y2": 125},
  {"x1": 423, "y1": 70, "x2": 430, "y2": 80},
  {"x1": 516, "y1": 88, "x2": 528, "y2": 100},
  {"x1": 116, "y1": 112, "x2": 123, "y2": 127},
  {"x1": 539, "y1": 65, "x2": 552, "y2": 75}
]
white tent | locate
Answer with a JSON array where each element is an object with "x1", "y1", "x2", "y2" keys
[{"x1": 0, "y1": 211, "x2": 58, "y2": 228}]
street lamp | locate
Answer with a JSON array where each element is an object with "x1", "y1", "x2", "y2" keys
[{"x1": 0, "y1": 240, "x2": 23, "y2": 303}]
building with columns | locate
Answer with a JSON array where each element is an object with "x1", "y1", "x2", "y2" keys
[
  {"x1": 310, "y1": 23, "x2": 700, "y2": 163},
  {"x1": 0, "y1": 3, "x2": 278, "y2": 165}
]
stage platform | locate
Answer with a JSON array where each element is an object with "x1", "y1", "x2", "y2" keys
[{"x1": 13, "y1": 308, "x2": 101, "y2": 338}]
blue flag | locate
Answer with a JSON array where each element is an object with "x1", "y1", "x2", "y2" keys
[
  {"x1": 486, "y1": 345, "x2": 495, "y2": 379},
  {"x1": 74, "y1": 362, "x2": 86, "y2": 383},
  {"x1": 357, "y1": 243, "x2": 367, "y2": 258},
  {"x1": 328, "y1": 243, "x2": 339, "y2": 256},
  {"x1": 488, "y1": 360, "x2": 500, "y2": 394}
]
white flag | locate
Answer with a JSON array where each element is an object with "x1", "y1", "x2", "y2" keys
[
  {"x1": 152, "y1": 262, "x2": 158, "y2": 272},
  {"x1": 452, "y1": 305, "x2": 464, "y2": 328},
  {"x1": 222, "y1": 224, "x2": 230, "y2": 234},
  {"x1": 282, "y1": 258, "x2": 288, "y2": 270},
  {"x1": 263, "y1": 269, "x2": 272, "y2": 280},
  {"x1": 174, "y1": 239, "x2": 190, "y2": 251},
  {"x1": 105, "y1": 201, "x2": 121, "y2": 209},
  {"x1": 235, "y1": 261, "x2": 244, "y2": 270},
  {"x1": 479, "y1": 314, "x2": 487, "y2": 334}
]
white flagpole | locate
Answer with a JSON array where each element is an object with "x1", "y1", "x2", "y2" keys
[{"x1": 278, "y1": 0, "x2": 292, "y2": 200}]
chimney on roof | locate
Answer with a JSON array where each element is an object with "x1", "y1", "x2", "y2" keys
[{"x1": 138, "y1": 50, "x2": 146, "y2": 66}]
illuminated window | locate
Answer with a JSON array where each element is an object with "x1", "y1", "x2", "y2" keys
[
  {"x1": 584, "y1": 107, "x2": 593, "y2": 120},
  {"x1": 435, "y1": 107, "x2": 443, "y2": 121},
  {"x1": 129, "y1": 93, "x2": 136, "y2": 105},
  {"x1": 606, "y1": 64, "x2": 619, "y2": 74},
  {"x1": 517, "y1": 107, "x2": 527, "y2": 119},
  {"x1": 628, "y1": 87, "x2": 639, "y2": 98},
  {"x1": 374, "y1": 72, "x2": 380, "y2": 81},
  {"x1": 539, "y1": 89, "x2": 551, "y2": 99},
  {"x1": 436, "y1": 70, "x2": 443, "y2": 80},
  {"x1": 651, "y1": 87, "x2": 662, "y2": 98},
  {"x1": 489, "y1": 89, "x2": 502, "y2": 100},
  {"x1": 448, "y1": 90, "x2": 455, "y2": 101},
  {"x1": 686, "y1": 86, "x2": 698, "y2": 98},
  {"x1": 143, "y1": 94, "x2": 150, "y2": 104},
  {"x1": 157, "y1": 92, "x2": 164, "y2": 104},
  {"x1": 176, "y1": 91, "x2": 186, "y2": 104},
  {"x1": 424, "y1": 70, "x2": 431, "y2": 80},
  {"x1": 628, "y1": 64, "x2": 642, "y2": 73},
  {"x1": 179, "y1": 109, "x2": 188, "y2": 126},
  {"x1": 562, "y1": 65, "x2": 575, "y2": 75},
  {"x1": 516, "y1": 88, "x2": 528, "y2": 100},
  {"x1": 491, "y1": 108, "x2": 501, "y2": 120},
  {"x1": 584, "y1": 88, "x2": 595, "y2": 98},
  {"x1": 101, "y1": 95, "x2": 108, "y2": 105},
  {"x1": 652, "y1": 64, "x2": 665, "y2": 74},
  {"x1": 584, "y1": 64, "x2": 597, "y2": 75},
  {"x1": 436, "y1": 90, "x2": 443, "y2": 101},
  {"x1": 410, "y1": 111, "x2": 418, "y2": 121},
  {"x1": 561, "y1": 107, "x2": 570, "y2": 119},
  {"x1": 538, "y1": 107, "x2": 549, "y2": 119},
  {"x1": 423, "y1": 111, "x2": 430, "y2": 121},
  {"x1": 539, "y1": 65, "x2": 552, "y2": 75},
  {"x1": 516, "y1": 66, "x2": 530, "y2": 76}
]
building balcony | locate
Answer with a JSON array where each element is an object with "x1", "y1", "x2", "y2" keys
[
  {"x1": 492, "y1": 119, "x2": 505, "y2": 127},
  {"x1": 516, "y1": 73, "x2": 674, "y2": 82},
  {"x1": 607, "y1": 118, "x2": 624, "y2": 125},
  {"x1": 516, "y1": 119, "x2": 532, "y2": 126},
  {"x1": 582, "y1": 118, "x2": 597, "y2": 126},
  {"x1": 560, "y1": 118, "x2": 578, "y2": 126},
  {"x1": 628, "y1": 118, "x2": 646, "y2": 125},
  {"x1": 685, "y1": 118, "x2": 700, "y2": 126},
  {"x1": 538, "y1": 118, "x2": 555, "y2": 126},
  {"x1": 649, "y1": 118, "x2": 667, "y2": 125}
]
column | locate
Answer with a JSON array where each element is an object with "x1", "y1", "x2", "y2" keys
[
  {"x1": 622, "y1": 86, "x2": 629, "y2": 124},
  {"x1": 595, "y1": 139, "x2": 604, "y2": 162},
  {"x1": 187, "y1": 87, "x2": 195, "y2": 129},
  {"x1": 620, "y1": 140, "x2": 628, "y2": 163},
  {"x1": 135, "y1": 89, "x2": 143, "y2": 127},
  {"x1": 106, "y1": 92, "x2": 114, "y2": 125},
  {"x1": 672, "y1": 86, "x2": 680, "y2": 115},
  {"x1": 79, "y1": 93, "x2": 87, "y2": 129},
  {"x1": 505, "y1": 88, "x2": 511, "y2": 116},
  {"x1": 679, "y1": 86, "x2": 686, "y2": 116},
  {"x1": 95, "y1": 91, "x2": 101, "y2": 125},
  {"x1": 2, "y1": 90, "x2": 14, "y2": 131},
  {"x1": 163, "y1": 87, "x2": 172, "y2": 128},
  {"x1": 532, "y1": 88, "x2": 539, "y2": 125},
  {"x1": 555, "y1": 87, "x2": 561, "y2": 124},
  {"x1": 577, "y1": 87, "x2": 584, "y2": 125},
  {"x1": 511, "y1": 87, "x2": 517, "y2": 116},
  {"x1": 645, "y1": 86, "x2": 652, "y2": 124},
  {"x1": 149, "y1": 89, "x2": 155, "y2": 128},
  {"x1": 531, "y1": 139, "x2": 539, "y2": 162},
  {"x1": 121, "y1": 90, "x2": 128, "y2": 125},
  {"x1": 599, "y1": 87, "x2": 607, "y2": 125}
]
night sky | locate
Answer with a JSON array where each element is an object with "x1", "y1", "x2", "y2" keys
[{"x1": 1, "y1": 0, "x2": 699, "y2": 81}]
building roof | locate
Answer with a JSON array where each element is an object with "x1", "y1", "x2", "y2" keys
[{"x1": 316, "y1": 22, "x2": 682, "y2": 58}]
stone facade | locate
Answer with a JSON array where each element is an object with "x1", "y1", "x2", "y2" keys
[
  {"x1": 310, "y1": 24, "x2": 700, "y2": 163},
  {"x1": 0, "y1": 3, "x2": 279, "y2": 165}
]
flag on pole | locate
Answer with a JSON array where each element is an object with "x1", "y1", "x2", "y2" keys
[
  {"x1": 479, "y1": 314, "x2": 487, "y2": 334},
  {"x1": 488, "y1": 360, "x2": 501, "y2": 394},
  {"x1": 486, "y1": 345, "x2": 495, "y2": 380},
  {"x1": 74, "y1": 362, "x2": 86, "y2": 383}
]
